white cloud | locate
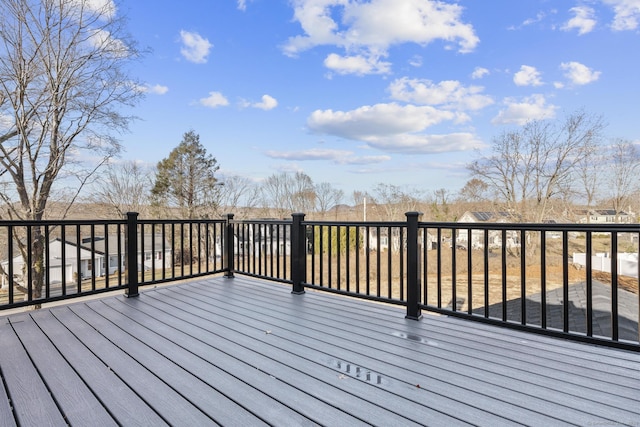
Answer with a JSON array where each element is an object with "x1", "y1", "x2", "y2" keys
[
  {"x1": 513, "y1": 65, "x2": 543, "y2": 86},
  {"x1": 471, "y1": 67, "x2": 489, "y2": 79},
  {"x1": 265, "y1": 148, "x2": 391, "y2": 164},
  {"x1": 560, "y1": 61, "x2": 601, "y2": 85},
  {"x1": 199, "y1": 91, "x2": 229, "y2": 108},
  {"x1": 179, "y1": 30, "x2": 213, "y2": 64},
  {"x1": 0, "y1": 113, "x2": 13, "y2": 130},
  {"x1": 283, "y1": 0, "x2": 478, "y2": 75},
  {"x1": 324, "y1": 53, "x2": 391, "y2": 75},
  {"x1": 71, "y1": 0, "x2": 116, "y2": 19},
  {"x1": 562, "y1": 6, "x2": 597, "y2": 35},
  {"x1": 408, "y1": 55, "x2": 423, "y2": 67},
  {"x1": 492, "y1": 94, "x2": 557, "y2": 125},
  {"x1": 88, "y1": 28, "x2": 128, "y2": 57},
  {"x1": 308, "y1": 103, "x2": 455, "y2": 139},
  {"x1": 508, "y1": 11, "x2": 549, "y2": 30},
  {"x1": 237, "y1": 0, "x2": 247, "y2": 11},
  {"x1": 603, "y1": 0, "x2": 640, "y2": 30},
  {"x1": 388, "y1": 77, "x2": 494, "y2": 111},
  {"x1": 363, "y1": 133, "x2": 484, "y2": 154},
  {"x1": 138, "y1": 84, "x2": 169, "y2": 95},
  {"x1": 307, "y1": 102, "x2": 481, "y2": 153},
  {"x1": 252, "y1": 94, "x2": 278, "y2": 110}
]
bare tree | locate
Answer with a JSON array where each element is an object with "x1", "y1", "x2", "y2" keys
[
  {"x1": 371, "y1": 183, "x2": 422, "y2": 220},
  {"x1": 569, "y1": 131, "x2": 604, "y2": 221},
  {"x1": 314, "y1": 182, "x2": 344, "y2": 218},
  {"x1": 0, "y1": 0, "x2": 142, "y2": 301},
  {"x1": 260, "y1": 171, "x2": 316, "y2": 218},
  {"x1": 458, "y1": 178, "x2": 489, "y2": 203},
  {"x1": 468, "y1": 110, "x2": 605, "y2": 222},
  {"x1": 217, "y1": 175, "x2": 260, "y2": 218},
  {"x1": 91, "y1": 161, "x2": 152, "y2": 217},
  {"x1": 605, "y1": 138, "x2": 640, "y2": 222},
  {"x1": 430, "y1": 188, "x2": 453, "y2": 221}
]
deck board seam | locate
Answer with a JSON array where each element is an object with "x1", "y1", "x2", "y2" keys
[
  {"x1": 148, "y1": 287, "x2": 592, "y2": 425},
  {"x1": 97, "y1": 298, "x2": 324, "y2": 426},
  {"x1": 51, "y1": 305, "x2": 220, "y2": 426},
  {"x1": 108, "y1": 296, "x2": 423, "y2": 426},
  {"x1": 185, "y1": 281, "x2": 640, "y2": 395},
  {"x1": 172, "y1": 280, "x2": 636, "y2": 422}
]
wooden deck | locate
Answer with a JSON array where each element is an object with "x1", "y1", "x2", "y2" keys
[{"x1": 0, "y1": 276, "x2": 638, "y2": 426}]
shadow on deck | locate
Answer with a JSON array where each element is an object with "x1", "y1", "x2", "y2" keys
[{"x1": 1, "y1": 275, "x2": 639, "y2": 426}]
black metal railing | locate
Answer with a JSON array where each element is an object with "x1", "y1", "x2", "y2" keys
[
  {"x1": 227, "y1": 216, "x2": 293, "y2": 283},
  {"x1": 228, "y1": 212, "x2": 639, "y2": 351},
  {"x1": 1, "y1": 211, "x2": 638, "y2": 351},
  {"x1": 0, "y1": 213, "x2": 226, "y2": 310}
]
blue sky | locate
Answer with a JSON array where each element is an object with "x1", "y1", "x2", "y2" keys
[{"x1": 118, "y1": 0, "x2": 640, "y2": 195}]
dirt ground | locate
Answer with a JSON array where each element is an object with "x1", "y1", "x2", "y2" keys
[{"x1": 426, "y1": 263, "x2": 638, "y2": 312}]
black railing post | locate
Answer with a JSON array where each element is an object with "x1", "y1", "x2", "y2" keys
[
  {"x1": 124, "y1": 212, "x2": 139, "y2": 298},
  {"x1": 291, "y1": 213, "x2": 306, "y2": 294},
  {"x1": 224, "y1": 213, "x2": 235, "y2": 278},
  {"x1": 406, "y1": 211, "x2": 423, "y2": 320}
]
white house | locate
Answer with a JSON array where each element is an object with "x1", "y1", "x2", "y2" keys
[
  {"x1": 457, "y1": 211, "x2": 520, "y2": 249},
  {"x1": 1, "y1": 233, "x2": 172, "y2": 288},
  {"x1": 367, "y1": 227, "x2": 436, "y2": 252},
  {"x1": 234, "y1": 223, "x2": 292, "y2": 256},
  {"x1": 575, "y1": 209, "x2": 634, "y2": 224}
]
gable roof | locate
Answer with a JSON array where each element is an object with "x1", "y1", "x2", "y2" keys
[{"x1": 460, "y1": 211, "x2": 517, "y2": 223}]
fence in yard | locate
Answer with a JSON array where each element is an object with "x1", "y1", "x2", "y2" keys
[
  {"x1": 573, "y1": 252, "x2": 639, "y2": 279},
  {"x1": 1, "y1": 212, "x2": 638, "y2": 351}
]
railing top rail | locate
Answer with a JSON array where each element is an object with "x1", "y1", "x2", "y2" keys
[
  {"x1": 0, "y1": 218, "x2": 127, "y2": 227},
  {"x1": 138, "y1": 218, "x2": 225, "y2": 225},
  {"x1": 230, "y1": 218, "x2": 292, "y2": 225},
  {"x1": 419, "y1": 221, "x2": 640, "y2": 232},
  {"x1": 303, "y1": 220, "x2": 406, "y2": 227}
]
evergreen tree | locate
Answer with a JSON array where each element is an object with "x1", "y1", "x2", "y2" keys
[{"x1": 152, "y1": 131, "x2": 220, "y2": 219}]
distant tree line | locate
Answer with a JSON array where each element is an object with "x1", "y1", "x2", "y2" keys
[{"x1": 92, "y1": 111, "x2": 640, "y2": 225}]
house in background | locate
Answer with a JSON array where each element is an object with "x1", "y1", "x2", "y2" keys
[
  {"x1": 234, "y1": 222, "x2": 291, "y2": 256},
  {"x1": 457, "y1": 211, "x2": 520, "y2": 249},
  {"x1": 574, "y1": 209, "x2": 634, "y2": 224},
  {"x1": 367, "y1": 227, "x2": 436, "y2": 252},
  {"x1": 1, "y1": 233, "x2": 172, "y2": 288}
]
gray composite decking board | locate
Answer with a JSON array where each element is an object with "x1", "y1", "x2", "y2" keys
[
  {"x1": 65, "y1": 303, "x2": 268, "y2": 427},
  {"x1": 267, "y1": 282, "x2": 640, "y2": 397},
  {"x1": 0, "y1": 319, "x2": 67, "y2": 426},
  {"x1": 0, "y1": 327, "x2": 17, "y2": 427},
  {"x1": 230, "y1": 276, "x2": 640, "y2": 379},
  {"x1": 0, "y1": 378, "x2": 16, "y2": 427},
  {"x1": 189, "y1": 280, "x2": 636, "y2": 402},
  {"x1": 1, "y1": 276, "x2": 639, "y2": 427},
  {"x1": 128, "y1": 291, "x2": 457, "y2": 426},
  {"x1": 97, "y1": 300, "x2": 374, "y2": 427},
  {"x1": 8, "y1": 314, "x2": 118, "y2": 427},
  {"x1": 101, "y1": 297, "x2": 407, "y2": 427},
  {"x1": 234, "y1": 275, "x2": 637, "y2": 369},
  {"x1": 284, "y1": 281, "x2": 640, "y2": 413},
  {"x1": 0, "y1": 317, "x2": 66, "y2": 426},
  {"x1": 152, "y1": 284, "x2": 570, "y2": 426},
  {"x1": 184, "y1": 278, "x2": 639, "y2": 424},
  {"x1": 136, "y1": 289, "x2": 494, "y2": 427},
  {"x1": 182, "y1": 286, "x2": 624, "y2": 417},
  {"x1": 91, "y1": 298, "x2": 347, "y2": 427},
  {"x1": 49, "y1": 306, "x2": 219, "y2": 427},
  {"x1": 29, "y1": 310, "x2": 169, "y2": 427}
]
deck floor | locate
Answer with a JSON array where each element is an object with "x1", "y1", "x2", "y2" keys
[{"x1": 0, "y1": 276, "x2": 638, "y2": 426}]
